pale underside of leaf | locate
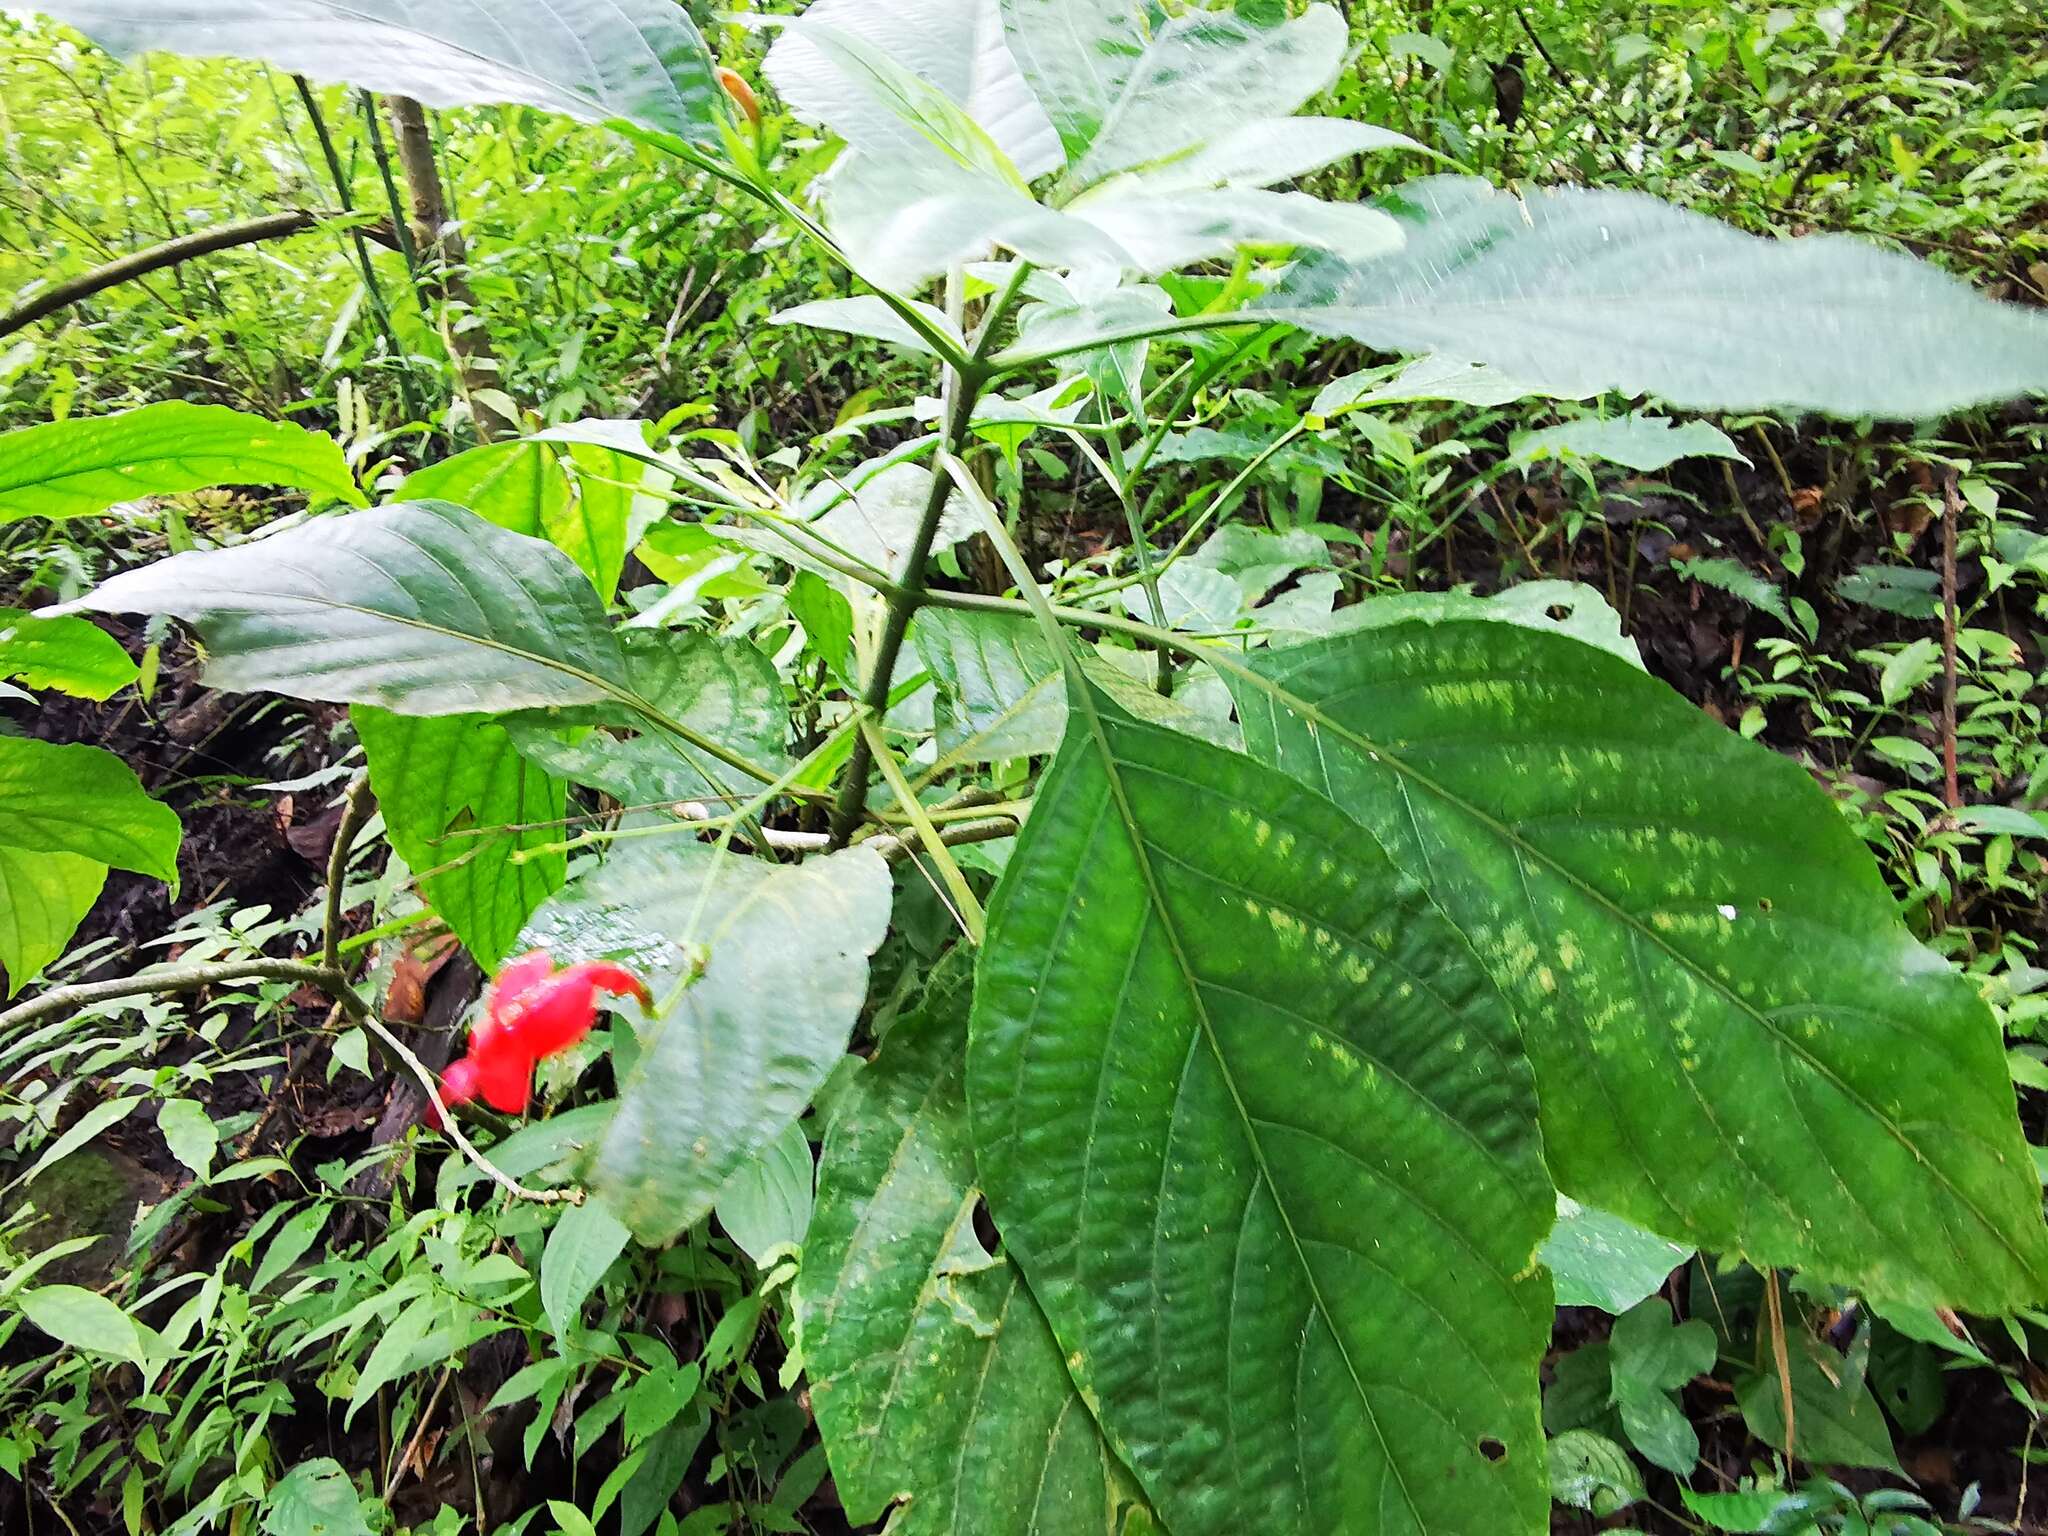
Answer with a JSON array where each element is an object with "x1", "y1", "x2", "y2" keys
[{"x1": 971, "y1": 683, "x2": 1552, "y2": 1536}]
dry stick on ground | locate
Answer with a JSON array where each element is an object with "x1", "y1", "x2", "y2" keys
[
  {"x1": 0, "y1": 210, "x2": 395, "y2": 338},
  {"x1": 385, "y1": 93, "x2": 518, "y2": 441}
]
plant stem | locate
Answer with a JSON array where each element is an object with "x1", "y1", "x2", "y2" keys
[
  {"x1": 358, "y1": 90, "x2": 427, "y2": 312},
  {"x1": 858, "y1": 718, "x2": 985, "y2": 942},
  {"x1": 323, "y1": 772, "x2": 375, "y2": 974},
  {"x1": 0, "y1": 958, "x2": 361, "y2": 1035}
]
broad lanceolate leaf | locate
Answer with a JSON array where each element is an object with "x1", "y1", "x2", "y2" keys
[
  {"x1": 1231, "y1": 620, "x2": 2048, "y2": 1311},
  {"x1": 971, "y1": 683, "x2": 1552, "y2": 1536},
  {"x1": 35, "y1": 0, "x2": 722, "y2": 143},
  {"x1": 800, "y1": 998, "x2": 1142, "y2": 1535},
  {"x1": 0, "y1": 402, "x2": 362, "y2": 525},
  {"x1": 994, "y1": 0, "x2": 1145, "y2": 164},
  {"x1": 0, "y1": 609, "x2": 135, "y2": 700},
  {"x1": 354, "y1": 709, "x2": 568, "y2": 966},
  {"x1": 0, "y1": 849, "x2": 105, "y2": 999},
  {"x1": 0, "y1": 736, "x2": 180, "y2": 904},
  {"x1": 60, "y1": 502, "x2": 624, "y2": 716},
  {"x1": 541, "y1": 1196, "x2": 633, "y2": 1338},
  {"x1": 1260, "y1": 176, "x2": 2048, "y2": 418},
  {"x1": 520, "y1": 844, "x2": 891, "y2": 1245}
]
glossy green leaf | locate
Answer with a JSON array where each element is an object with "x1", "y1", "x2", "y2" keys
[
  {"x1": 354, "y1": 709, "x2": 569, "y2": 966},
  {"x1": 0, "y1": 608, "x2": 136, "y2": 699},
  {"x1": 971, "y1": 682, "x2": 1553, "y2": 1536},
  {"x1": 505, "y1": 630, "x2": 787, "y2": 810},
  {"x1": 520, "y1": 843, "x2": 891, "y2": 1245},
  {"x1": 1541, "y1": 1196, "x2": 1693, "y2": 1314},
  {"x1": 800, "y1": 997, "x2": 1141, "y2": 1535},
  {"x1": 0, "y1": 401, "x2": 361, "y2": 524},
  {"x1": 541, "y1": 1196, "x2": 633, "y2": 1338},
  {"x1": 0, "y1": 736, "x2": 179, "y2": 994},
  {"x1": 714, "y1": 1121, "x2": 814, "y2": 1267},
  {"x1": 1260, "y1": 176, "x2": 2048, "y2": 418},
  {"x1": 1508, "y1": 414, "x2": 1748, "y2": 473},
  {"x1": 17, "y1": 1284, "x2": 148, "y2": 1365},
  {"x1": 35, "y1": 0, "x2": 722, "y2": 142},
  {"x1": 61, "y1": 501, "x2": 624, "y2": 716},
  {"x1": 1231, "y1": 620, "x2": 2048, "y2": 1311}
]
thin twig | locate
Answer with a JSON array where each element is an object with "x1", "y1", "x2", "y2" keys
[{"x1": 323, "y1": 773, "x2": 375, "y2": 974}]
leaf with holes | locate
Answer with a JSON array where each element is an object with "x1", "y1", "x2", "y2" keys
[
  {"x1": 1230, "y1": 620, "x2": 2048, "y2": 1311},
  {"x1": 800, "y1": 993, "x2": 1143, "y2": 1535},
  {"x1": 971, "y1": 680, "x2": 1553, "y2": 1536},
  {"x1": 36, "y1": 0, "x2": 723, "y2": 142}
]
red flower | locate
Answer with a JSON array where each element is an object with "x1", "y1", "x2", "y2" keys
[{"x1": 431, "y1": 951, "x2": 651, "y2": 1121}]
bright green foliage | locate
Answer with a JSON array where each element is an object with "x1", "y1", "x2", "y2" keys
[
  {"x1": 1258, "y1": 176, "x2": 2048, "y2": 418},
  {"x1": 0, "y1": 608, "x2": 136, "y2": 699},
  {"x1": 1232, "y1": 621, "x2": 2048, "y2": 1312},
  {"x1": 800, "y1": 1000, "x2": 1142, "y2": 1536},
  {"x1": 352, "y1": 709, "x2": 568, "y2": 965},
  {"x1": 15, "y1": 1285, "x2": 150, "y2": 1365},
  {"x1": 0, "y1": 736, "x2": 180, "y2": 993},
  {"x1": 540, "y1": 1196, "x2": 633, "y2": 1339},
  {"x1": 260, "y1": 1460, "x2": 372, "y2": 1536},
  {"x1": 34, "y1": 0, "x2": 723, "y2": 143},
  {"x1": 972, "y1": 683, "x2": 1553, "y2": 1536},
  {"x1": 0, "y1": 401, "x2": 362, "y2": 524},
  {"x1": 713, "y1": 1121, "x2": 813, "y2": 1267},
  {"x1": 63, "y1": 501, "x2": 625, "y2": 714},
  {"x1": 520, "y1": 843, "x2": 892, "y2": 1244},
  {"x1": 1539, "y1": 1197, "x2": 1693, "y2": 1314}
]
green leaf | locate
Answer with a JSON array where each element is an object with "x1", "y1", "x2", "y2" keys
[
  {"x1": 800, "y1": 996, "x2": 1142, "y2": 1535},
  {"x1": 1673, "y1": 556, "x2": 1795, "y2": 630},
  {"x1": 0, "y1": 738, "x2": 180, "y2": 994},
  {"x1": 1735, "y1": 1344, "x2": 1902, "y2": 1473},
  {"x1": 520, "y1": 843, "x2": 892, "y2": 1245},
  {"x1": 354, "y1": 709, "x2": 568, "y2": 965},
  {"x1": 541, "y1": 1196, "x2": 633, "y2": 1338},
  {"x1": 1607, "y1": 1300, "x2": 1714, "y2": 1474},
  {"x1": 1545, "y1": 1429, "x2": 1644, "y2": 1515},
  {"x1": 1509, "y1": 414, "x2": 1749, "y2": 474},
  {"x1": 17, "y1": 1284, "x2": 148, "y2": 1365},
  {"x1": 157, "y1": 1099, "x2": 218, "y2": 1179},
  {"x1": 1230, "y1": 620, "x2": 2048, "y2": 1311},
  {"x1": 1541, "y1": 1196, "x2": 1694, "y2": 1313},
  {"x1": 1312, "y1": 355, "x2": 1580, "y2": 416},
  {"x1": 772, "y1": 297, "x2": 963, "y2": 359},
  {"x1": 1301, "y1": 580, "x2": 1645, "y2": 671},
  {"x1": 62, "y1": 501, "x2": 625, "y2": 716},
  {"x1": 9, "y1": 1097, "x2": 144, "y2": 1192},
  {"x1": 0, "y1": 609, "x2": 136, "y2": 699},
  {"x1": 1260, "y1": 176, "x2": 2048, "y2": 418},
  {"x1": 971, "y1": 682, "x2": 1553, "y2": 1536},
  {"x1": 0, "y1": 402, "x2": 362, "y2": 524},
  {"x1": 37, "y1": 0, "x2": 722, "y2": 143},
  {"x1": 262, "y1": 1459, "x2": 372, "y2": 1536},
  {"x1": 994, "y1": 0, "x2": 1143, "y2": 163},
  {"x1": 714, "y1": 1121, "x2": 814, "y2": 1267},
  {"x1": 506, "y1": 629, "x2": 787, "y2": 810}
]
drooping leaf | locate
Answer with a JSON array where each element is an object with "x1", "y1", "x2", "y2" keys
[
  {"x1": 0, "y1": 737, "x2": 180, "y2": 994},
  {"x1": 994, "y1": 0, "x2": 1145, "y2": 163},
  {"x1": 1260, "y1": 176, "x2": 2048, "y2": 418},
  {"x1": 17, "y1": 1284, "x2": 149, "y2": 1365},
  {"x1": 714, "y1": 1121, "x2": 814, "y2": 1267},
  {"x1": 157, "y1": 1099, "x2": 219, "y2": 1179},
  {"x1": 35, "y1": 0, "x2": 723, "y2": 143},
  {"x1": 1541, "y1": 1196, "x2": 1694, "y2": 1314},
  {"x1": 1509, "y1": 414, "x2": 1749, "y2": 474},
  {"x1": 1673, "y1": 556, "x2": 1796, "y2": 630},
  {"x1": 354, "y1": 709, "x2": 569, "y2": 966},
  {"x1": 971, "y1": 682, "x2": 1553, "y2": 1536},
  {"x1": 541, "y1": 1196, "x2": 633, "y2": 1338},
  {"x1": 519, "y1": 843, "x2": 891, "y2": 1245},
  {"x1": 1230, "y1": 620, "x2": 2048, "y2": 1311},
  {"x1": 59, "y1": 501, "x2": 625, "y2": 716},
  {"x1": 1300, "y1": 580, "x2": 1645, "y2": 671},
  {"x1": 800, "y1": 995, "x2": 1142, "y2": 1535},
  {"x1": 772, "y1": 297, "x2": 964, "y2": 359},
  {"x1": 0, "y1": 402, "x2": 362, "y2": 525},
  {"x1": 0, "y1": 609, "x2": 136, "y2": 699},
  {"x1": 505, "y1": 629, "x2": 787, "y2": 810}
]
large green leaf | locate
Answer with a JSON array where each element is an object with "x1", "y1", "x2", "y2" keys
[
  {"x1": 0, "y1": 609, "x2": 136, "y2": 700},
  {"x1": 353, "y1": 709, "x2": 569, "y2": 966},
  {"x1": 0, "y1": 738, "x2": 179, "y2": 993},
  {"x1": 0, "y1": 402, "x2": 362, "y2": 525},
  {"x1": 1259, "y1": 176, "x2": 2048, "y2": 418},
  {"x1": 993, "y1": 0, "x2": 1143, "y2": 164},
  {"x1": 800, "y1": 998, "x2": 1143, "y2": 1535},
  {"x1": 34, "y1": 0, "x2": 722, "y2": 143},
  {"x1": 519, "y1": 843, "x2": 891, "y2": 1245},
  {"x1": 61, "y1": 501, "x2": 624, "y2": 716},
  {"x1": 971, "y1": 682, "x2": 1553, "y2": 1536},
  {"x1": 506, "y1": 630, "x2": 788, "y2": 810},
  {"x1": 1230, "y1": 620, "x2": 2048, "y2": 1311}
]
